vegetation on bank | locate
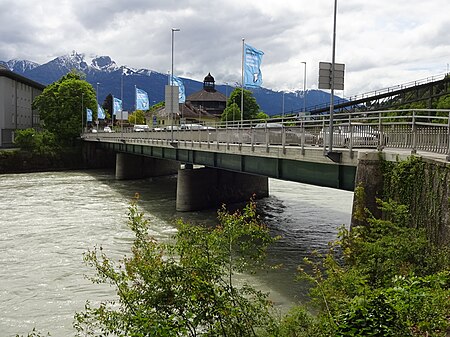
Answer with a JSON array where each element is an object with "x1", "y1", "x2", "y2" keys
[
  {"x1": 1, "y1": 71, "x2": 97, "y2": 173},
  {"x1": 16, "y1": 157, "x2": 450, "y2": 336}
]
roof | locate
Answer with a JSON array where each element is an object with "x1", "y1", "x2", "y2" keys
[
  {"x1": 150, "y1": 103, "x2": 217, "y2": 119},
  {"x1": 187, "y1": 89, "x2": 227, "y2": 102},
  {"x1": 0, "y1": 68, "x2": 46, "y2": 90}
]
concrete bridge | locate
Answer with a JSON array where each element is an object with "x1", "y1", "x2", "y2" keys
[{"x1": 82, "y1": 109, "x2": 450, "y2": 216}]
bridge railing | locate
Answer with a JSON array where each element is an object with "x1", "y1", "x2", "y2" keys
[{"x1": 83, "y1": 109, "x2": 450, "y2": 159}]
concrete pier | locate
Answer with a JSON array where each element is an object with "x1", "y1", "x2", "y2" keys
[
  {"x1": 176, "y1": 167, "x2": 269, "y2": 211},
  {"x1": 115, "y1": 153, "x2": 179, "y2": 180}
]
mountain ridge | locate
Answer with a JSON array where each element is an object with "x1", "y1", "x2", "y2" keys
[{"x1": 0, "y1": 51, "x2": 338, "y2": 115}]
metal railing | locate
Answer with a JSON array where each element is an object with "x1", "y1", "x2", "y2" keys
[{"x1": 83, "y1": 109, "x2": 450, "y2": 160}]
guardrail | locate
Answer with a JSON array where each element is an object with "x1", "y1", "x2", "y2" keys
[{"x1": 83, "y1": 109, "x2": 450, "y2": 160}]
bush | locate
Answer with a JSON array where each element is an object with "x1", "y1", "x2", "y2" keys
[
  {"x1": 14, "y1": 128, "x2": 60, "y2": 156},
  {"x1": 74, "y1": 197, "x2": 279, "y2": 336}
]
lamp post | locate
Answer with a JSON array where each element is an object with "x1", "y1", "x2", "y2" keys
[
  {"x1": 328, "y1": 0, "x2": 338, "y2": 153},
  {"x1": 96, "y1": 82, "x2": 100, "y2": 130},
  {"x1": 301, "y1": 61, "x2": 307, "y2": 113},
  {"x1": 225, "y1": 82, "x2": 228, "y2": 126},
  {"x1": 171, "y1": 28, "x2": 180, "y2": 143}
]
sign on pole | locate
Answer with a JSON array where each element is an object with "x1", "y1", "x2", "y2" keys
[
  {"x1": 318, "y1": 62, "x2": 345, "y2": 90},
  {"x1": 165, "y1": 85, "x2": 180, "y2": 115}
]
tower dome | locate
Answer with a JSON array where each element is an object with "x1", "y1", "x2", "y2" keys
[{"x1": 203, "y1": 72, "x2": 215, "y2": 92}]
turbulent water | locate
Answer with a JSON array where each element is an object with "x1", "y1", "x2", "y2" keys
[{"x1": 0, "y1": 170, "x2": 353, "y2": 336}]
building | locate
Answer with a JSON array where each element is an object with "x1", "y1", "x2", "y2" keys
[
  {"x1": 186, "y1": 73, "x2": 227, "y2": 117},
  {"x1": 149, "y1": 73, "x2": 227, "y2": 128},
  {"x1": 0, "y1": 66, "x2": 45, "y2": 147}
]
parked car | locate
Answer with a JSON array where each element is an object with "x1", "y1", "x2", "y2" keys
[
  {"x1": 317, "y1": 123, "x2": 379, "y2": 147},
  {"x1": 103, "y1": 126, "x2": 112, "y2": 133},
  {"x1": 253, "y1": 122, "x2": 316, "y2": 145},
  {"x1": 133, "y1": 124, "x2": 150, "y2": 132}
]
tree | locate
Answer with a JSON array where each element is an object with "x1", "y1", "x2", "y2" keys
[
  {"x1": 226, "y1": 88, "x2": 261, "y2": 120},
  {"x1": 14, "y1": 128, "x2": 59, "y2": 156},
  {"x1": 74, "y1": 197, "x2": 278, "y2": 336},
  {"x1": 128, "y1": 110, "x2": 146, "y2": 125},
  {"x1": 32, "y1": 70, "x2": 97, "y2": 145},
  {"x1": 221, "y1": 102, "x2": 241, "y2": 122}
]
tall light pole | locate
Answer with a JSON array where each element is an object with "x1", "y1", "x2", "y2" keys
[
  {"x1": 171, "y1": 28, "x2": 180, "y2": 142},
  {"x1": 96, "y1": 82, "x2": 100, "y2": 130},
  {"x1": 328, "y1": 0, "x2": 338, "y2": 153},
  {"x1": 301, "y1": 61, "x2": 307, "y2": 113}
]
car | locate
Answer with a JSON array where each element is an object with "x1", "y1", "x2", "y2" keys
[
  {"x1": 317, "y1": 123, "x2": 379, "y2": 147},
  {"x1": 254, "y1": 122, "x2": 284, "y2": 128},
  {"x1": 179, "y1": 123, "x2": 205, "y2": 130},
  {"x1": 133, "y1": 124, "x2": 150, "y2": 132},
  {"x1": 103, "y1": 126, "x2": 112, "y2": 133}
]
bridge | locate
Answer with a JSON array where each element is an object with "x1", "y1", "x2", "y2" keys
[
  {"x1": 82, "y1": 109, "x2": 450, "y2": 213},
  {"x1": 303, "y1": 73, "x2": 450, "y2": 114}
]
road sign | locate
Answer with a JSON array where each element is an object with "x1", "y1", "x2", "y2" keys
[{"x1": 318, "y1": 62, "x2": 345, "y2": 90}]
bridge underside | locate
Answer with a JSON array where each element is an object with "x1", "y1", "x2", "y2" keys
[{"x1": 95, "y1": 142, "x2": 356, "y2": 191}]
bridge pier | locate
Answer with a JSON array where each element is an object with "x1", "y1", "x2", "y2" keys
[
  {"x1": 115, "y1": 153, "x2": 179, "y2": 180},
  {"x1": 176, "y1": 167, "x2": 268, "y2": 211}
]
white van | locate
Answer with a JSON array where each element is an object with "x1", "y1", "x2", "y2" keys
[{"x1": 133, "y1": 124, "x2": 150, "y2": 132}]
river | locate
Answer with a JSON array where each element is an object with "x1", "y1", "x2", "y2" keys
[{"x1": 0, "y1": 170, "x2": 353, "y2": 336}]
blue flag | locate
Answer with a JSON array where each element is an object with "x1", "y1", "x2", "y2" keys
[
  {"x1": 135, "y1": 87, "x2": 150, "y2": 110},
  {"x1": 97, "y1": 104, "x2": 105, "y2": 119},
  {"x1": 86, "y1": 108, "x2": 93, "y2": 122},
  {"x1": 244, "y1": 43, "x2": 264, "y2": 88},
  {"x1": 173, "y1": 76, "x2": 186, "y2": 103},
  {"x1": 113, "y1": 97, "x2": 122, "y2": 115}
]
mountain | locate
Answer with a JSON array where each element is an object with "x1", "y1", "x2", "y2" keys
[{"x1": 1, "y1": 51, "x2": 339, "y2": 115}]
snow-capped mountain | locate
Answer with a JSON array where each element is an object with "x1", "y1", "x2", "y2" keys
[
  {"x1": 1, "y1": 51, "x2": 338, "y2": 114},
  {"x1": 0, "y1": 59, "x2": 40, "y2": 73}
]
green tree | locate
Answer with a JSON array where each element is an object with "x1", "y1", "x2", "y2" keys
[
  {"x1": 32, "y1": 70, "x2": 97, "y2": 145},
  {"x1": 255, "y1": 111, "x2": 269, "y2": 120},
  {"x1": 436, "y1": 94, "x2": 450, "y2": 109},
  {"x1": 221, "y1": 102, "x2": 242, "y2": 122},
  {"x1": 14, "y1": 128, "x2": 60, "y2": 156},
  {"x1": 225, "y1": 88, "x2": 261, "y2": 120},
  {"x1": 75, "y1": 197, "x2": 278, "y2": 336},
  {"x1": 128, "y1": 110, "x2": 146, "y2": 124}
]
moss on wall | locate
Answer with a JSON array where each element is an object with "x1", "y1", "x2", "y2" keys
[{"x1": 381, "y1": 156, "x2": 450, "y2": 244}]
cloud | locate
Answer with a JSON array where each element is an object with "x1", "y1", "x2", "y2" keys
[{"x1": 1, "y1": 0, "x2": 449, "y2": 96}]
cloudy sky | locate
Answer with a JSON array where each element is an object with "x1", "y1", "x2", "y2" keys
[{"x1": 1, "y1": 0, "x2": 449, "y2": 97}]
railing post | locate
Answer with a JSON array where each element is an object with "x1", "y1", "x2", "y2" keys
[
  {"x1": 377, "y1": 111, "x2": 383, "y2": 151},
  {"x1": 348, "y1": 114, "x2": 353, "y2": 158},
  {"x1": 322, "y1": 119, "x2": 326, "y2": 155},
  {"x1": 411, "y1": 110, "x2": 417, "y2": 154},
  {"x1": 446, "y1": 112, "x2": 450, "y2": 161}
]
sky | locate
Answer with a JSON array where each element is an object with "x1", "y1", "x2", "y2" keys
[{"x1": 1, "y1": 0, "x2": 449, "y2": 97}]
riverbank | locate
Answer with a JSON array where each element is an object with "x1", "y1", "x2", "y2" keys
[{"x1": 0, "y1": 147, "x2": 86, "y2": 174}]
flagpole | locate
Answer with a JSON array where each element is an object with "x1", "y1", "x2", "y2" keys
[
  {"x1": 111, "y1": 95, "x2": 114, "y2": 127},
  {"x1": 241, "y1": 38, "x2": 244, "y2": 127},
  {"x1": 121, "y1": 70, "x2": 124, "y2": 136},
  {"x1": 134, "y1": 85, "x2": 137, "y2": 125}
]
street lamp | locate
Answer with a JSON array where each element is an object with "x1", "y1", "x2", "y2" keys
[
  {"x1": 171, "y1": 28, "x2": 180, "y2": 142},
  {"x1": 301, "y1": 62, "x2": 307, "y2": 113},
  {"x1": 96, "y1": 82, "x2": 100, "y2": 130}
]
